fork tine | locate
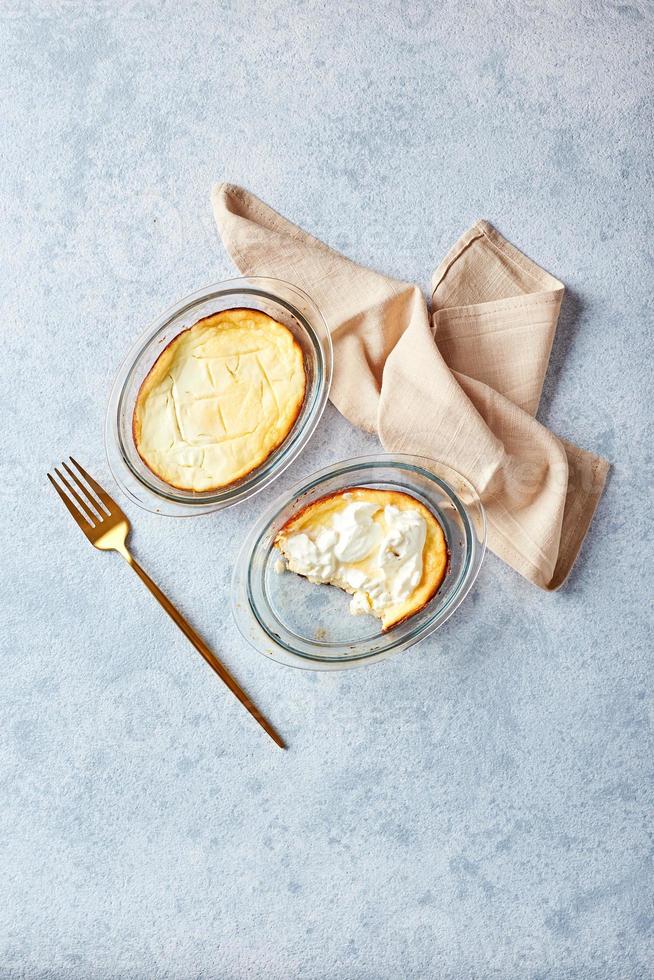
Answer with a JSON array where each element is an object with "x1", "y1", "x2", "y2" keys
[
  {"x1": 55, "y1": 466, "x2": 100, "y2": 524},
  {"x1": 62, "y1": 461, "x2": 108, "y2": 519},
  {"x1": 48, "y1": 472, "x2": 93, "y2": 531},
  {"x1": 69, "y1": 456, "x2": 116, "y2": 514}
]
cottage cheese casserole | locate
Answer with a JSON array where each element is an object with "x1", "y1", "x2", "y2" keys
[
  {"x1": 275, "y1": 487, "x2": 448, "y2": 630},
  {"x1": 133, "y1": 308, "x2": 306, "y2": 492}
]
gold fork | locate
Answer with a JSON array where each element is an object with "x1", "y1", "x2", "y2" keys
[{"x1": 48, "y1": 457, "x2": 285, "y2": 749}]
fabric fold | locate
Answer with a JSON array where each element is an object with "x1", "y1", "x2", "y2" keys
[{"x1": 212, "y1": 183, "x2": 609, "y2": 590}]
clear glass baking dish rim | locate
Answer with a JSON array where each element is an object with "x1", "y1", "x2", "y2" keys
[
  {"x1": 104, "y1": 277, "x2": 333, "y2": 516},
  {"x1": 231, "y1": 453, "x2": 487, "y2": 671}
]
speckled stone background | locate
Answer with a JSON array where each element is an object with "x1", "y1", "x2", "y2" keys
[{"x1": 2, "y1": 1, "x2": 653, "y2": 977}]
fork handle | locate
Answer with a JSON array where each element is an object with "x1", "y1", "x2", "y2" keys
[{"x1": 122, "y1": 552, "x2": 285, "y2": 749}]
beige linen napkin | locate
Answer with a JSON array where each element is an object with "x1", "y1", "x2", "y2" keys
[{"x1": 212, "y1": 183, "x2": 609, "y2": 590}]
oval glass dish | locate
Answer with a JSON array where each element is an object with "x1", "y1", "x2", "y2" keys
[
  {"x1": 105, "y1": 278, "x2": 332, "y2": 516},
  {"x1": 232, "y1": 455, "x2": 486, "y2": 670}
]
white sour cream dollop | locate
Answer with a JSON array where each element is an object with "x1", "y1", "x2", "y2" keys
[{"x1": 281, "y1": 500, "x2": 426, "y2": 614}]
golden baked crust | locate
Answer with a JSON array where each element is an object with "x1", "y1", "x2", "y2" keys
[
  {"x1": 133, "y1": 308, "x2": 306, "y2": 492},
  {"x1": 275, "y1": 487, "x2": 448, "y2": 630}
]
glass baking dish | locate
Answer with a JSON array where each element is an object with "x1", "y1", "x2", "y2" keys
[
  {"x1": 105, "y1": 277, "x2": 332, "y2": 516},
  {"x1": 232, "y1": 454, "x2": 486, "y2": 670}
]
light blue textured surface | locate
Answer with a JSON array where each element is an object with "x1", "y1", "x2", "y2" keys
[{"x1": 2, "y1": 1, "x2": 653, "y2": 977}]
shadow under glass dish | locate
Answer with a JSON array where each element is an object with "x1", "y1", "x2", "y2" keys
[
  {"x1": 232, "y1": 455, "x2": 486, "y2": 670},
  {"x1": 105, "y1": 278, "x2": 332, "y2": 516}
]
